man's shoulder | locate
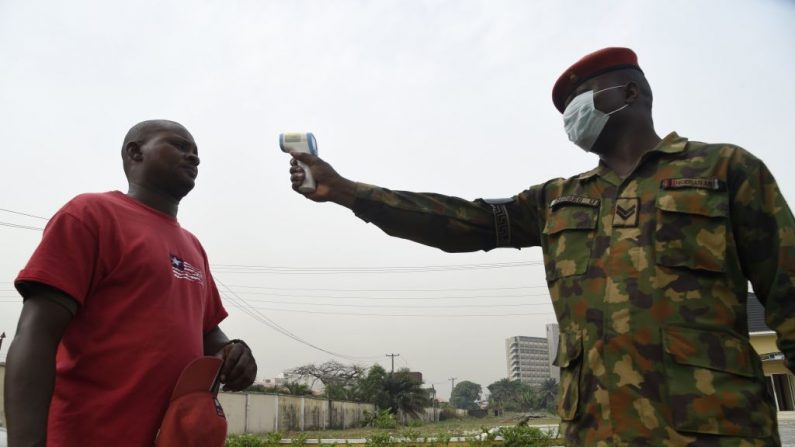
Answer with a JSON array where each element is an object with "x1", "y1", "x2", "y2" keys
[
  {"x1": 684, "y1": 139, "x2": 759, "y2": 162},
  {"x1": 58, "y1": 191, "x2": 120, "y2": 217}
]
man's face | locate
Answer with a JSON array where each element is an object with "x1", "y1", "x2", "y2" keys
[{"x1": 136, "y1": 125, "x2": 200, "y2": 199}]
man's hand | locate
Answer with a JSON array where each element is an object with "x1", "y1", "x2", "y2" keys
[
  {"x1": 218, "y1": 341, "x2": 257, "y2": 391},
  {"x1": 289, "y1": 153, "x2": 357, "y2": 209}
]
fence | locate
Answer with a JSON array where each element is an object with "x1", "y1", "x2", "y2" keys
[{"x1": 219, "y1": 392, "x2": 376, "y2": 434}]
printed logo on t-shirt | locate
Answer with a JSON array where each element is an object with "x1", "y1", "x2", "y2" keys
[{"x1": 170, "y1": 254, "x2": 204, "y2": 284}]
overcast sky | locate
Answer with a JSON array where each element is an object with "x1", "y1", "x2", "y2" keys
[{"x1": 1, "y1": 0, "x2": 793, "y2": 399}]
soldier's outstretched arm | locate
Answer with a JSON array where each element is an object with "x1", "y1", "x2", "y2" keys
[
  {"x1": 289, "y1": 152, "x2": 544, "y2": 252},
  {"x1": 730, "y1": 150, "x2": 795, "y2": 371}
]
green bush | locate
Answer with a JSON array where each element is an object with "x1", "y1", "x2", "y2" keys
[
  {"x1": 290, "y1": 433, "x2": 309, "y2": 446},
  {"x1": 399, "y1": 428, "x2": 421, "y2": 442},
  {"x1": 406, "y1": 419, "x2": 424, "y2": 428},
  {"x1": 226, "y1": 434, "x2": 263, "y2": 447},
  {"x1": 466, "y1": 427, "x2": 498, "y2": 447},
  {"x1": 366, "y1": 431, "x2": 394, "y2": 447},
  {"x1": 262, "y1": 432, "x2": 284, "y2": 447},
  {"x1": 499, "y1": 425, "x2": 552, "y2": 447},
  {"x1": 364, "y1": 409, "x2": 398, "y2": 429}
]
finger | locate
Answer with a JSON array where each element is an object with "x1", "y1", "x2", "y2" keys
[
  {"x1": 224, "y1": 348, "x2": 252, "y2": 385},
  {"x1": 225, "y1": 362, "x2": 257, "y2": 391},
  {"x1": 290, "y1": 158, "x2": 298, "y2": 166},
  {"x1": 289, "y1": 165, "x2": 304, "y2": 174},
  {"x1": 220, "y1": 344, "x2": 243, "y2": 382},
  {"x1": 291, "y1": 173, "x2": 305, "y2": 186},
  {"x1": 223, "y1": 354, "x2": 256, "y2": 390},
  {"x1": 291, "y1": 152, "x2": 316, "y2": 164}
]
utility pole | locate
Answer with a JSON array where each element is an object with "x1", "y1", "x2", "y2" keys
[
  {"x1": 0, "y1": 332, "x2": 5, "y2": 354},
  {"x1": 449, "y1": 377, "x2": 457, "y2": 394},
  {"x1": 385, "y1": 353, "x2": 400, "y2": 373}
]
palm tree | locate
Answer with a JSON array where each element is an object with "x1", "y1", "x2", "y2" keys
[
  {"x1": 283, "y1": 381, "x2": 313, "y2": 396},
  {"x1": 382, "y1": 371, "x2": 431, "y2": 418},
  {"x1": 537, "y1": 378, "x2": 558, "y2": 411}
]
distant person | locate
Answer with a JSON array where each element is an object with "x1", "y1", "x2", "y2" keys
[
  {"x1": 288, "y1": 48, "x2": 795, "y2": 446},
  {"x1": 5, "y1": 120, "x2": 257, "y2": 446}
]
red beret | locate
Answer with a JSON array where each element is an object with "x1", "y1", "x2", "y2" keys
[{"x1": 552, "y1": 47, "x2": 643, "y2": 113}]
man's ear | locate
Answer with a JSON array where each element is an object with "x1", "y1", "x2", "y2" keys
[
  {"x1": 124, "y1": 141, "x2": 143, "y2": 163},
  {"x1": 625, "y1": 82, "x2": 640, "y2": 104}
]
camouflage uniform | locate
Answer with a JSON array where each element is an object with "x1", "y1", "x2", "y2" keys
[{"x1": 352, "y1": 133, "x2": 795, "y2": 446}]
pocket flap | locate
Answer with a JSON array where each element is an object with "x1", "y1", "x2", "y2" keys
[
  {"x1": 662, "y1": 326, "x2": 755, "y2": 377},
  {"x1": 553, "y1": 331, "x2": 583, "y2": 368},
  {"x1": 544, "y1": 205, "x2": 599, "y2": 235},
  {"x1": 656, "y1": 189, "x2": 728, "y2": 217}
]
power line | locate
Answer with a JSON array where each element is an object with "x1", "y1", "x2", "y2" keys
[
  {"x1": 242, "y1": 306, "x2": 554, "y2": 318},
  {"x1": 0, "y1": 221, "x2": 44, "y2": 231},
  {"x1": 211, "y1": 261, "x2": 543, "y2": 275},
  {"x1": 223, "y1": 284, "x2": 549, "y2": 292},
  {"x1": 236, "y1": 298, "x2": 551, "y2": 308},
  {"x1": 229, "y1": 291, "x2": 550, "y2": 301},
  {"x1": 0, "y1": 208, "x2": 49, "y2": 220},
  {"x1": 215, "y1": 277, "x2": 380, "y2": 362}
]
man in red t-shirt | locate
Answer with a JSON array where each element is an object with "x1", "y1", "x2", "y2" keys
[{"x1": 4, "y1": 120, "x2": 257, "y2": 446}]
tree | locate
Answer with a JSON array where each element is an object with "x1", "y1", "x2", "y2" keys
[
  {"x1": 354, "y1": 364, "x2": 389, "y2": 405},
  {"x1": 283, "y1": 381, "x2": 313, "y2": 396},
  {"x1": 288, "y1": 360, "x2": 364, "y2": 399},
  {"x1": 487, "y1": 378, "x2": 525, "y2": 412},
  {"x1": 536, "y1": 378, "x2": 558, "y2": 412},
  {"x1": 450, "y1": 380, "x2": 482, "y2": 410},
  {"x1": 381, "y1": 369, "x2": 431, "y2": 417}
]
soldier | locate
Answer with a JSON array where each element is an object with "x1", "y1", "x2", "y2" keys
[{"x1": 287, "y1": 48, "x2": 795, "y2": 446}]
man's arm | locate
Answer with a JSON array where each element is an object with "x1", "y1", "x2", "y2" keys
[
  {"x1": 729, "y1": 149, "x2": 795, "y2": 370},
  {"x1": 289, "y1": 153, "x2": 544, "y2": 251},
  {"x1": 5, "y1": 285, "x2": 75, "y2": 447},
  {"x1": 203, "y1": 327, "x2": 257, "y2": 391}
]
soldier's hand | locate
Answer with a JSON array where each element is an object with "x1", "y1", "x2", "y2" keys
[{"x1": 289, "y1": 153, "x2": 356, "y2": 208}]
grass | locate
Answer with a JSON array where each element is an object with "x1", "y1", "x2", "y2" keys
[{"x1": 276, "y1": 412, "x2": 560, "y2": 440}]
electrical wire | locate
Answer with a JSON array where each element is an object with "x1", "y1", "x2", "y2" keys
[
  {"x1": 245, "y1": 306, "x2": 554, "y2": 318},
  {"x1": 211, "y1": 261, "x2": 542, "y2": 275},
  {"x1": 0, "y1": 208, "x2": 49, "y2": 220},
  {"x1": 236, "y1": 298, "x2": 551, "y2": 308},
  {"x1": 216, "y1": 277, "x2": 381, "y2": 362},
  {"x1": 223, "y1": 284, "x2": 548, "y2": 292},
  {"x1": 0, "y1": 221, "x2": 44, "y2": 231},
  {"x1": 225, "y1": 291, "x2": 551, "y2": 301}
]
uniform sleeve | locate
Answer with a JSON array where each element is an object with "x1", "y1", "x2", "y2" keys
[
  {"x1": 729, "y1": 150, "x2": 795, "y2": 371},
  {"x1": 352, "y1": 182, "x2": 546, "y2": 252},
  {"x1": 15, "y1": 210, "x2": 98, "y2": 307}
]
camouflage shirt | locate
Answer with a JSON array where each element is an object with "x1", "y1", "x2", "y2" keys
[{"x1": 352, "y1": 132, "x2": 795, "y2": 446}]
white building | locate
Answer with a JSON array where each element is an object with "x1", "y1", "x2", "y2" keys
[{"x1": 505, "y1": 335, "x2": 551, "y2": 387}]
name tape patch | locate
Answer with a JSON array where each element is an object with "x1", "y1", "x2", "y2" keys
[
  {"x1": 661, "y1": 177, "x2": 724, "y2": 191},
  {"x1": 550, "y1": 195, "x2": 600, "y2": 209}
]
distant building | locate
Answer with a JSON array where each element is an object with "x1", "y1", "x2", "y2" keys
[
  {"x1": 404, "y1": 371, "x2": 423, "y2": 383},
  {"x1": 505, "y1": 335, "x2": 551, "y2": 387},
  {"x1": 748, "y1": 293, "x2": 795, "y2": 411},
  {"x1": 546, "y1": 324, "x2": 560, "y2": 381}
]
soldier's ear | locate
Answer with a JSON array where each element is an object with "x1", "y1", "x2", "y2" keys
[{"x1": 625, "y1": 82, "x2": 640, "y2": 105}]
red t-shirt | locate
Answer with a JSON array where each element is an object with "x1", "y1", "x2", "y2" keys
[{"x1": 15, "y1": 191, "x2": 228, "y2": 446}]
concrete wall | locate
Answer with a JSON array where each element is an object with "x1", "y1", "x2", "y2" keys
[{"x1": 219, "y1": 393, "x2": 375, "y2": 435}]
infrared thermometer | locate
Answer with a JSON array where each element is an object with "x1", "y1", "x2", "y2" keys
[{"x1": 279, "y1": 132, "x2": 318, "y2": 194}]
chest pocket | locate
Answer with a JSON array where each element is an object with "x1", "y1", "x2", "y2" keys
[
  {"x1": 655, "y1": 189, "x2": 729, "y2": 272},
  {"x1": 543, "y1": 203, "x2": 598, "y2": 281}
]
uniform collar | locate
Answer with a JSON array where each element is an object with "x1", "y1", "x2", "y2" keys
[{"x1": 575, "y1": 132, "x2": 688, "y2": 181}]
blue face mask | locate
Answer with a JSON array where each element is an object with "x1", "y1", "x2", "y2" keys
[{"x1": 563, "y1": 84, "x2": 629, "y2": 152}]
